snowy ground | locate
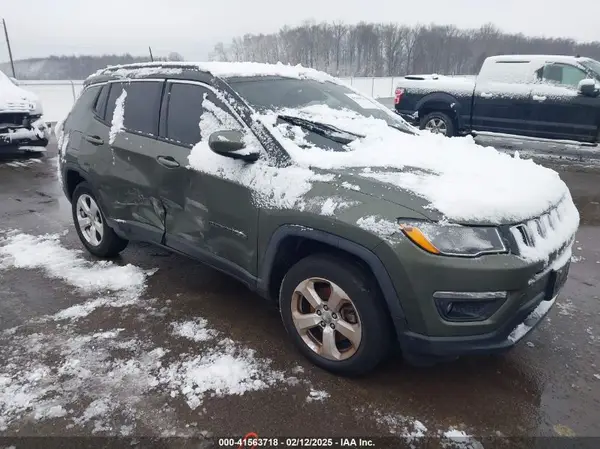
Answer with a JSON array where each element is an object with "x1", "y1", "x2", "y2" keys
[{"x1": 0, "y1": 141, "x2": 599, "y2": 447}]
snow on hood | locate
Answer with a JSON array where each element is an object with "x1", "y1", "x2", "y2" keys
[
  {"x1": 0, "y1": 71, "x2": 39, "y2": 113},
  {"x1": 258, "y1": 105, "x2": 573, "y2": 224}
]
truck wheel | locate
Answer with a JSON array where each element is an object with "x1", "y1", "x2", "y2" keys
[
  {"x1": 420, "y1": 112, "x2": 455, "y2": 137},
  {"x1": 279, "y1": 254, "x2": 392, "y2": 376},
  {"x1": 72, "y1": 182, "x2": 128, "y2": 258}
]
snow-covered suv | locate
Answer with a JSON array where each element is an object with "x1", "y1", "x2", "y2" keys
[
  {"x1": 57, "y1": 62, "x2": 579, "y2": 375},
  {"x1": 0, "y1": 71, "x2": 50, "y2": 152}
]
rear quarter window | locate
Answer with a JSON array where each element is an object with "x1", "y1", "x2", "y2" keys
[{"x1": 65, "y1": 84, "x2": 102, "y2": 129}]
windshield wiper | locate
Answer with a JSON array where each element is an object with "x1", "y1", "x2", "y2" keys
[{"x1": 278, "y1": 115, "x2": 364, "y2": 145}]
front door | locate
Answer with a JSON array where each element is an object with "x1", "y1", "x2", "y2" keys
[
  {"x1": 157, "y1": 80, "x2": 260, "y2": 282},
  {"x1": 529, "y1": 63, "x2": 599, "y2": 142},
  {"x1": 471, "y1": 82, "x2": 534, "y2": 136},
  {"x1": 471, "y1": 60, "x2": 535, "y2": 136},
  {"x1": 91, "y1": 80, "x2": 167, "y2": 244}
]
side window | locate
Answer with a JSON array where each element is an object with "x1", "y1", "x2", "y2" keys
[
  {"x1": 122, "y1": 81, "x2": 163, "y2": 136},
  {"x1": 93, "y1": 84, "x2": 110, "y2": 119},
  {"x1": 105, "y1": 83, "x2": 124, "y2": 123},
  {"x1": 538, "y1": 64, "x2": 587, "y2": 88},
  {"x1": 65, "y1": 84, "x2": 101, "y2": 128},
  {"x1": 165, "y1": 83, "x2": 241, "y2": 146}
]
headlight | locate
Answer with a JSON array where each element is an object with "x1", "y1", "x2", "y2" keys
[{"x1": 399, "y1": 221, "x2": 507, "y2": 257}]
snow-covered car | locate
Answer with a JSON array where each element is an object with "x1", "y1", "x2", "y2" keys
[
  {"x1": 0, "y1": 70, "x2": 50, "y2": 152},
  {"x1": 57, "y1": 62, "x2": 579, "y2": 375}
]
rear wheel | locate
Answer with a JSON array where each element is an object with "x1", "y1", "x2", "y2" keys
[
  {"x1": 279, "y1": 254, "x2": 392, "y2": 376},
  {"x1": 420, "y1": 111, "x2": 455, "y2": 137},
  {"x1": 72, "y1": 182, "x2": 128, "y2": 258}
]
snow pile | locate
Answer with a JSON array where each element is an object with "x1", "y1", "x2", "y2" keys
[
  {"x1": 109, "y1": 89, "x2": 127, "y2": 145},
  {"x1": 171, "y1": 318, "x2": 217, "y2": 342}
]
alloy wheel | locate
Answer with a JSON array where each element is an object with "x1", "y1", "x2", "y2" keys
[
  {"x1": 291, "y1": 277, "x2": 362, "y2": 361},
  {"x1": 76, "y1": 194, "x2": 104, "y2": 246},
  {"x1": 425, "y1": 118, "x2": 448, "y2": 135}
]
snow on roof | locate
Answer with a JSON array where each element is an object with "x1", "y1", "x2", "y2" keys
[
  {"x1": 486, "y1": 54, "x2": 585, "y2": 65},
  {"x1": 89, "y1": 61, "x2": 337, "y2": 83}
]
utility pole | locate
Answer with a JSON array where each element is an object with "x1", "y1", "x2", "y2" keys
[
  {"x1": 148, "y1": 46, "x2": 154, "y2": 62},
  {"x1": 2, "y1": 19, "x2": 16, "y2": 78}
]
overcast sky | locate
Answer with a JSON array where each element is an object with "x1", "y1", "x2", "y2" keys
[{"x1": 1, "y1": 0, "x2": 599, "y2": 62}]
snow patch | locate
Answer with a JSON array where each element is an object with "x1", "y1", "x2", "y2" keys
[
  {"x1": 109, "y1": 89, "x2": 127, "y2": 145},
  {"x1": 371, "y1": 410, "x2": 428, "y2": 448},
  {"x1": 0, "y1": 232, "x2": 155, "y2": 321},
  {"x1": 441, "y1": 428, "x2": 484, "y2": 449},
  {"x1": 356, "y1": 216, "x2": 398, "y2": 237},
  {"x1": 156, "y1": 339, "x2": 292, "y2": 410},
  {"x1": 171, "y1": 318, "x2": 218, "y2": 342},
  {"x1": 306, "y1": 389, "x2": 329, "y2": 402}
]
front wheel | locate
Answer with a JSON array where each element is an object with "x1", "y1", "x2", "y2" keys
[
  {"x1": 420, "y1": 111, "x2": 455, "y2": 137},
  {"x1": 72, "y1": 182, "x2": 128, "y2": 258},
  {"x1": 279, "y1": 254, "x2": 392, "y2": 376}
]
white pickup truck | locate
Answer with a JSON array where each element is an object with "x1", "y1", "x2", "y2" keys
[
  {"x1": 394, "y1": 55, "x2": 600, "y2": 144},
  {"x1": 1, "y1": 70, "x2": 50, "y2": 153}
]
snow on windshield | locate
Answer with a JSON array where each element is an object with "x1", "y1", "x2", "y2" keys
[{"x1": 185, "y1": 64, "x2": 578, "y2": 231}]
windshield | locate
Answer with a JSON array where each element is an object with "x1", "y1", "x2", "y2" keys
[
  {"x1": 228, "y1": 77, "x2": 414, "y2": 134},
  {"x1": 580, "y1": 59, "x2": 600, "y2": 80}
]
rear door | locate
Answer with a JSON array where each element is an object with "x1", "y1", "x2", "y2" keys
[
  {"x1": 529, "y1": 63, "x2": 598, "y2": 142},
  {"x1": 90, "y1": 79, "x2": 166, "y2": 243},
  {"x1": 157, "y1": 80, "x2": 260, "y2": 282},
  {"x1": 471, "y1": 60, "x2": 535, "y2": 136}
]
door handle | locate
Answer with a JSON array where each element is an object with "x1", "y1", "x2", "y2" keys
[
  {"x1": 480, "y1": 92, "x2": 493, "y2": 99},
  {"x1": 533, "y1": 95, "x2": 547, "y2": 102},
  {"x1": 156, "y1": 155, "x2": 180, "y2": 168},
  {"x1": 84, "y1": 134, "x2": 104, "y2": 145}
]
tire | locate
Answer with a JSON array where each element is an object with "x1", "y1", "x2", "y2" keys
[
  {"x1": 420, "y1": 111, "x2": 455, "y2": 137},
  {"x1": 279, "y1": 254, "x2": 392, "y2": 376},
  {"x1": 71, "y1": 182, "x2": 128, "y2": 258}
]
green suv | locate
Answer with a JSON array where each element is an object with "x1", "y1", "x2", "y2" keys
[{"x1": 57, "y1": 62, "x2": 579, "y2": 375}]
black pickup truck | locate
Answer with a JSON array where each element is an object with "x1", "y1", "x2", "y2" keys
[{"x1": 394, "y1": 55, "x2": 600, "y2": 144}]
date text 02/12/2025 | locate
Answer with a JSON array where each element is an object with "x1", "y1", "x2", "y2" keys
[{"x1": 217, "y1": 435, "x2": 377, "y2": 448}]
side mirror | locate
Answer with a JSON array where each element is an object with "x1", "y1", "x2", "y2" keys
[
  {"x1": 578, "y1": 78, "x2": 598, "y2": 97},
  {"x1": 208, "y1": 130, "x2": 260, "y2": 162}
]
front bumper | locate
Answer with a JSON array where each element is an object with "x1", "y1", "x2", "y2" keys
[
  {"x1": 374, "y1": 231, "x2": 572, "y2": 359},
  {"x1": 399, "y1": 289, "x2": 558, "y2": 358},
  {"x1": 0, "y1": 118, "x2": 50, "y2": 151}
]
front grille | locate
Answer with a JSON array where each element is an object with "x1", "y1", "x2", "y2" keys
[
  {"x1": 0, "y1": 100, "x2": 31, "y2": 113},
  {"x1": 0, "y1": 112, "x2": 28, "y2": 127},
  {"x1": 513, "y1": 210, "x2": 560, "y2": 247},
  {"x1": 509, "y1": 196, "x2": 577, "y2": 270}
]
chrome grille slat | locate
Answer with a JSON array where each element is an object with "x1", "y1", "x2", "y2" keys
[{"x1": 511, "y1": 202, "x2": 566, "y2": 250}]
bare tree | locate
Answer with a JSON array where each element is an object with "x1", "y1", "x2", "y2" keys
[{"x1": 210, "y1": 20, "x2": 600, "y2": 78}]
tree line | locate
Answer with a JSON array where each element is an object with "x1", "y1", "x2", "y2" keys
[
  {"x1": 210, "y1": 21, "x2": 600, "y2": 77},
  {"x1": 1, "y1": 53, "x2": 184, "y2": 80}
]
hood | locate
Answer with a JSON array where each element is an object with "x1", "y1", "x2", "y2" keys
[
  {"x1": 259, "y1": 105, "x2": 571, "y2": 225},
  {"x1": 0, "y1": 72, "x2": 39, "y2": 114}
]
